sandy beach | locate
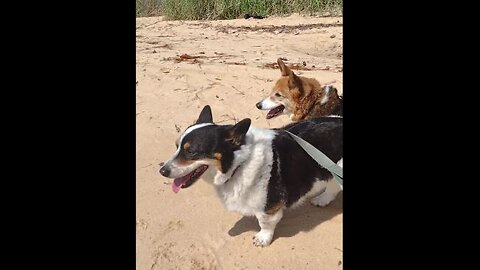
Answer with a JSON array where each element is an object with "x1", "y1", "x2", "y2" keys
[{"x1": 136, "y1": 14, "x2": 343, "y2": 270}]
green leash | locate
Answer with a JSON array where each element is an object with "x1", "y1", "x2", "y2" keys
[{"x1": 284, "y1": 130, "x2": 343, "y2": 186}]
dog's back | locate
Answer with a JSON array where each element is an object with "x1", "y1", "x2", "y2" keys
[
  {"x1": 265, "y1": 118, "x2": 343, "y2": 209},
  {"x1": 279, "y1": 117, "x2": 343, "y2": 162},
  {"x1": 307, "y1": 86, "x2": 343, "y2": 119}
]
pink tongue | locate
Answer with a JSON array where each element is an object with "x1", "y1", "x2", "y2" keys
[
  {"x1": 266, "y1": 105, "x2": 285, "y2": 119},
  {"x1": 172, "y1": 175, "x2": 189, "y2": 193}
]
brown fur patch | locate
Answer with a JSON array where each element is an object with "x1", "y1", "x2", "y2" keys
[
  {"x1": 175, "y1": 156, "x2": 223, "y2": 172},
  {"x1": 277, "y1": 58, "x2": 290, "y2": 76},
  {"x1": 272, "y1": 77, "x2": 291, "y2": 97},
  {"x1": 213, "y1": 159, "x2": 222, "y2": 172},
  {"x1": 214, "y1": 152, "x2": 222, "y2": 160},
  {"x1": 183, "y1": 142, "x2": 191, "y2": 150},
  {"x1": 269, "y1": 65, "x2": 342, "y2": 121},
  {"x1": 265, "y1": 201, "x2": 285, "y2": 215}
]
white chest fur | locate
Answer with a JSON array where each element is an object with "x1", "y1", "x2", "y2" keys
[{"x1": 213, "y1": 128, "x2": 276, "y2": 216}]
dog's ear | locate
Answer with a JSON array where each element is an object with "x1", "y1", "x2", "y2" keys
[
  {"x1": 226, "y1": 118, "x2": 251, "y2": 146},
  {"x1": 288, "y1": 70, "x2": 301, "y2": 88},
  {"x1": 278, "y1": 58, "x2": 303, "y2": 93},
  {"x1": 277, "y1": 58, "x2": 291, "y2": 76},
  {"x1": 288, "y1": 71, "x2": 304, "y2": 97},
  {"x1": 196, "y1": 105, "x2": 213, "y2": 124}
]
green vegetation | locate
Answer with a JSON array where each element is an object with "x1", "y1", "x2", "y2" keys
[{"x1": 136, "y1": 0, "x2": 342, "y2": 19}]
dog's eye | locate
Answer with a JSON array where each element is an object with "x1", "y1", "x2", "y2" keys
[
  {"x1": 275, "y1": 93, "x2": 282, "y2": 97},
  {"x1": 185, "y1": 148, "x2": 198, "y2": 158}
]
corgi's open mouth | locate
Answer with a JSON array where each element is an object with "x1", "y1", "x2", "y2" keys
[
  {"x1": 266, "y1": 105, "x2": 285, "y2": 119},
  {"x1": 172, "y1": 165, "x2": 209, "y2": 193}
]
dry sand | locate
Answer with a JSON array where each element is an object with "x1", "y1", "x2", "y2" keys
[{"x1": 136, "y1": 14, "x2": 343, "y2": 270}]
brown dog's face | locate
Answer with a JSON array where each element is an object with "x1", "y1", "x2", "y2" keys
[
  {"x1": 256, "y1": 58, "x2": 307, "y2": 119},
  {"x1": 256, "y1": 77, "x2": 292, "y2": 119}
]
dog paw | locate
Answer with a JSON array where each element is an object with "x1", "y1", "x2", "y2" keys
[
  {"x1": 310, "y1": 193, "x2": 336, "y2": 207},
  {"x1": 252, "y1": 231, "x2": 273, "y2": 247}
]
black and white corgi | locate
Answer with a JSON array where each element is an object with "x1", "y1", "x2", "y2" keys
[{"x1": 159, "y1": 105, "x2": 343, "y2": 247}]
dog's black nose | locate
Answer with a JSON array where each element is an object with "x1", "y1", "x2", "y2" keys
[
  {"x1": 255, "y1": 102, "x2": 262, "y2": 109},
  {"x1": 159, "y1": 166, "x2": 170, "y2": 177}
]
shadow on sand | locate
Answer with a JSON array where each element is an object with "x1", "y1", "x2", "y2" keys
[{"x1": 228, "y1": 192, "x2": 342, "y2": 241}]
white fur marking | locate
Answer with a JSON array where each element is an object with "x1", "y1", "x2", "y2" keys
[
  {"x1": 290, "y1": 180, "x2": 329, "y2": 209},
  {"x1": 253, "y1": 210, "x2": 283, "y2": 247},
  {"x1": 320, "y1": 85, "x2": 332, "y2": 104},
  {"x1": 320, "y1": 94, "x2": 329, "y2": 105},
  {"x1": 310, "y1": 179, "x2": 342, "y2": 207},
  {"x1": 259, "y1": 97, "x2": 282, "y2": 110},
  {"x1": 336, "y1": 158, "x2": 343, "y2": 191},
  {"x1": 176, "y1": 123, "x2": 213, "y2": 153},
  {"x1": 164, "y1": 123, "x2": 214, "y2": 178},
  {"x1": 325, "y1": 85, "x2": 332, "y2": 94},
  {"x1": 170, "y1": 123, "x2": 213, "y2": 158},
  {"x1": 213, "y1": 127, "x2": 277, "y2": 216},
  {"x1": 337, "y1": 158, "x2": 343, "y2": 168},
  {"x1": 310, "y1": 158, "x2": 343, "y2": 206}
]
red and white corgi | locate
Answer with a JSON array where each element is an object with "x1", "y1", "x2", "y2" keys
[{"x1": 256, "y1": 58, "x2": 343, "y2": 121}]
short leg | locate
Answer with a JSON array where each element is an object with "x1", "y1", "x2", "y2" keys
[
  {"x1": 310, "y1": 179, "x2": 341, "y2": 207},
  {"x1": 252, "y1": 209, "x2": 283, "y2": 247}
]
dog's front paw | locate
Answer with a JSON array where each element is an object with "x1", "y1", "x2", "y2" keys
[
  {"x1": 310, "y1": 192, "x2": 336, "y2": 207},
  {"x1": 252, "y1": 231, "x2": 273, "y2": 247}
]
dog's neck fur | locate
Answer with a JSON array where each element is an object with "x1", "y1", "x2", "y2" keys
[
  {"x1": 292, "y1": 86, "x2": 343, "y2": 121},
  {"x1": 212, "y1": 127, "x2": 276, "y2": 216},
  {"x1": 213, "y1": 142, "x2": 251, "y2": 185}
]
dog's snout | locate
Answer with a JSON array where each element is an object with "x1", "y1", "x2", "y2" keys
[
  {"x1": 256, "y1": 102, "x2": 262, "y2": 109},
  {"x1": 159, "y1": 165, "x2": 170, "y2": 177}
]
